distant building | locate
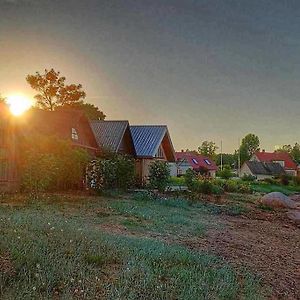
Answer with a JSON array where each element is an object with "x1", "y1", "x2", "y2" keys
[
  {"x1": 170, "y1": 151, "x2": 218, "y2": 178},
  {"x1": 240, "y1": 161, "x2": 285, "y2": 180},
  {"x1": 250, "y1": 151, "x2": 297, "y2": 176},
  {"x1": 130, "y1": 125, "x2": 176, "y2": 183}
]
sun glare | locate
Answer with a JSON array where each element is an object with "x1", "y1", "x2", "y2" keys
[{"x1": 7, "y1": 94, "x2": 33, "y2": 116}]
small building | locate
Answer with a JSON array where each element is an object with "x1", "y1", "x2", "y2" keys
[
  {"x1": 90, "y1": 120, "x2": 135, "y2": 156},
  {"x1": 171, "y1": 151, "x2": 218, "y2": 177},
  {"x1": 0, "y1": 108, "x2": 99, "y2": 192},
  {"x1": 130, "y1": 125, "x2": 176, "y2": 183},
  {"x1": 240, "y1": 161, "x2": 285, "y2": 180},
  {"x1": 251, "y1": 151, "x2": 297, "y2": 176}
]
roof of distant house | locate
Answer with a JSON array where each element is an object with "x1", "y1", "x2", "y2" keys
[
  {"x1": 130, "y1": 125, "x2": 175, "y2": 161},
  {"x1": 254, "y1": 151, "x2": 297, "y2": 170},
  {"x1": 175, "y1": 152, "x2": 218, "y2": 171},
  {"x1": 245, "y1": 161, "x2": 285, "y2": 176},
  {"x1": 90, "y1": 120, "x2": 132, "y2": 153}
]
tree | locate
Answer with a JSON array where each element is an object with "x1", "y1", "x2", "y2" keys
[
  {"x1": 239, "y1": 134, "x2": 260, "y2": 164},
  {"x1": 277, "y1": 143, "x2": 300, "y2": 163},
  {"x1": 198, "y1": 141, "x2": 218, "y2": 160},
  {"x1": 26, "y1": 68, "x2": 86, "y2": 111},
  {"x1": 216, "y1": 153, "x2": 237, "y2": 168},
  {"x1": 56, "y1": 102, "x2": 106, "y2": 120}
]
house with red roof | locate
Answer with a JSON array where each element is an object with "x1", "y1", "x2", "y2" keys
[
  {"x1": 250, "y1": 151, "x2": 298, "y2": 176},
  {"x1": 170, "y1": 151, "x2": 218, "y2": 177}
]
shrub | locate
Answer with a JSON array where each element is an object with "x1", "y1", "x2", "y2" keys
[
  {"x1": 217, "y1": 167, "x2": 233, "y2": 179},
  {"x1": 263, "y1": 178, "x2": 278, "y2": 185},
  {"x1": 293, "y1": 176, "x2": 300, "y2": 186},
  {"x1": 241, "y1": 174, "x2": 256, "y2": 182},
  {"x1": 20, "y1": 135, "x2": 90, "y2": 193},
  {"x1": 148, "y1": 160, "x2": 170, "y2": 192},
  {"x1": 86, "y1": 154, "x2": 135, "y2": 192},
  {"x1": 184, "y1": 169, "x2": 197, "y2": 190},
  {"x1": 280, "y1": 174, "x2": 291, "y2": 186}
]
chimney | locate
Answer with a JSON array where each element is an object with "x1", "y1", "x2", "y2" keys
[
  {"x1": 262, "y1": 149, "x2": 265, "y2": 152},
  {"x1": 181, "y1": 149, "x2": 184, "y2": 152}
]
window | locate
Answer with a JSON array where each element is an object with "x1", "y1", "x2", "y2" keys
[
  {"x1": 273, "y1": 160, "x2": 285, "y2": 167},
  {"x1": 192, "y1": 158, "x2": 198, "y2": 164},
  {"x1": 204, "y1": 159, "x2": 211, "y2": 165},
  {"x1": 71, "y1": 128, "x2": 79, "y2": 140}
]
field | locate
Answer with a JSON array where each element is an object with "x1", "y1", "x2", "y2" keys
[{"x1": 0, "y1": 192, "x2": 299, "y2": 299}]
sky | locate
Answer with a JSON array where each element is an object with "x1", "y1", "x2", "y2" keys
[{"x1": 0, "y1": 0, "x2": 299, "y2": 153}]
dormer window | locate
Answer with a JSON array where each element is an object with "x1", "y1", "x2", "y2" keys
[{"x1": 71, "y1": 128, "x2": 79, "y2": 140}]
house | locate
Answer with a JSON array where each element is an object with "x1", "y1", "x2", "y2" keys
[
  {"x1": 130, "y1": 125, "x2": 176, "y2": 183},
  {"x1": 90, "y1": 120, "x2": 135, "y2": 156},
  {"x1": 170, "y1": 151, "x2": 218, "y2": 177},
  {"x1": 250, "y1": 151, "x2": 297, "y2": 176},
  {"x1": 0, "y1": 108, "x2": 99, "y2": 192},
  {"x1": 240, "y1": 161, "x2": 285, "y2": 180}
]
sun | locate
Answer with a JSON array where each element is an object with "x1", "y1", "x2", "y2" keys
[{"x1": 7, "y1": 94, "x2": 33, "y2": 116}]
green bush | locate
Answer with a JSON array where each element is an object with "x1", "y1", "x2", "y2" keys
[
  {"x1": 263, "y1": 178, "x2": 278, "y2": 185},
  {"x1": 148, "y1": 160, "x2": 170, "y2": 192},
  {"x1": 86, "y1": 154, "x2": 135, "y2": 192},
  {"x1": 217, "y1": 167, "x2": 233, "y2": 179},
  {"x1": 280, "y1": 174, "x2": 291, "y2": 186},
  {"x1": 20, "y1": 135, "x2": 90, "y2": 193},
  {"x1": 241, "y1": 174, "x2": 256, "y2": 182},
  {"x1": 184, "y1": 169, "x2": 197, "y2": 190}
]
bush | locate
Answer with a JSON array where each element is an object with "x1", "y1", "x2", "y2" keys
[
  {"x1": 86, "y1": 154, "x2": 135, "y2": 192},
  {"x1": 217, "y1": 167, "x2": 233, "y2": 179},
  {"x1": 148, "y1": 160, "x2": 170, "y2": 192},
  {"x1": 263, "y1": 178, "x2": 278, "y2": 185},
  {"x1": 280, "y1": 174, "x2": 291, "y2": 186},
  {"x1": 20, "y1": 135, "x2": 90, "y2": 193},
  {"x1": 184, "y1": 169, "x2": 197, "y2": 190},
  {"x1": 293, "y1": 176, "x2": 300, "y2": 186},
  {"x1": 241, "y1": 174, "x2": 256, "y2": 182}
]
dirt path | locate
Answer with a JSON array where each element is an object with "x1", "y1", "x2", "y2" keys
[{"x1": 182, "y1": 214, "x2": 300, "y2": 299}]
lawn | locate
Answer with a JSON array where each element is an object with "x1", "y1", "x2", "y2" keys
[
  {"x1": 0, "y1": 192, "x2": 298, "y2": 299},
  {"x1": 251, "y1": 182, "x2": 300, "y2": 195}
]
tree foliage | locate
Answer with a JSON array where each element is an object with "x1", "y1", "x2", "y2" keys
[
  {"x1": 26, "y1": 69, "x2": 86, "y2": 111},
  {"x1": 56, "y1": 102, "x2": 106, "y2": 120},
  {"x1": 198, "y1": 141, "x2": 218, "y2": 160},
  {"x1": 276, "y1": 143, "x2": 300, "y2": 163},
  {"x1": 239, "y1": 134, "x2": 260, "y2": 164}
]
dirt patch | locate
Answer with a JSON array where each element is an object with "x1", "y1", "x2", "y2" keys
[
  {"x1": 182, "y1": 214, "x2": 300, "y2": 299},
  {"x1": 0, "y1": 252, "x2": 15, "y2": 277}
]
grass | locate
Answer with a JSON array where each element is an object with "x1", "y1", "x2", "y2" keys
[
  {"x1": 169, "y1": 176, "x2": 186, "y2": 186},
  {"x1": 0, "y1": 194, "x2": 266, "y2": 299},
  {"x1": 251, "y1": 183, "x2": 300, "y2": 195}
]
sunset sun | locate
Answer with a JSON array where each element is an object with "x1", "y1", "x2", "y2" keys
[{"x1": 7, "y1": 94, "x2": 33, "y2": 116}]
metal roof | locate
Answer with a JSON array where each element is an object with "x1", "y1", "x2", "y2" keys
[
  {"x1": 90, "y1": 120, "x2": 129, "y2": 152},
  {"x1": 130, "y1": 125, "x2": 175, "y2": 160}
]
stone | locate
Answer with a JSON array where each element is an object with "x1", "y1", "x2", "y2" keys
[
  {"x1": 286, "y1": 210, "x2": 300, "y2": 224},
  {"x1": 260, "y1": 192, "x2": 299, "y2": 209}
]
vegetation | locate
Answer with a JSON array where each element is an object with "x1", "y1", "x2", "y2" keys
[
  {"x1": 216, "y1": 165, "x2": 234, "y2": 179},
  {"x1": 148, "y1": 160, "x2": 170, "y2": 192},
  {"x1": 19, "y1": 135, "x2": 90, "y2": 193},
  {"x1": 86, "y1": 154, "x2": 135, "y2": 193},
  {"x1": 26, "y1": 68, "x2": 105, "y2": 120},
  {"x1": 239, "y1": 133, "x2": 260, "y2": 164},
  {"x1": 198, "y1": 140, "x2": 218, "y2": 160},
  {"x1": 276, "y1": 143, "x2": 300, "y2": 164},
  {"x1": 0, "y1": 194, "x2": 266, "y2": 299}
]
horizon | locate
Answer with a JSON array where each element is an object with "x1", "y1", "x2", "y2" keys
[{"x1": 1, "y1": 0, "x2": 299, "y2": 152}]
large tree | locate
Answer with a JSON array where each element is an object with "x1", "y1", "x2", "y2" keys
[
  {"x1": 26, "y1": 68, "x2": 86, "y2": 111},
  {"x1": 239, "y1": 133, "x2": 260, "y2": 164},
  {"x1": 198, "y1": 141, "x2": 218, "y2": 160},
  {"x1": 276, "y1": 143, "x2": 300, "y2": 163}
]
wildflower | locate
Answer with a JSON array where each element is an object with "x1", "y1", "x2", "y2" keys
[
  {"x1": 32, "y1": 286, "x2": 36, "y2": 291},
  {"x1": 78, "y1": 280, "x2": 82, "y2": 283},
  {"x1": 70, "y1": 278, "x2": 75, "y2": 283},
  {"x1": 70, "y1": 240, "x2": 73, "y2": 243},
  {"x1": 61, "y1": 229, "x2": 64, "y2": 232},
  {"x1": 47, "y1": 222, "x2": 51, "y2": 225},
  {"x1": 50, "y1": 227, "x2": 55, "y2": 230},
  {"x1": 36, "y1": 264, "x2": 40, "y2": 269},
  {"x1": 17, "y1": 236, "x2": 20, "y2": 239}
]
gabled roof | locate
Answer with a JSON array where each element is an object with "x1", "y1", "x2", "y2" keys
[
  {"x1": 175, "y1": 152, "x2": 218, "y2": 171},
  {"x1": 90, "y1": 120, "x2": 132, "y2": 152},
  {"x1": 18, "y1": 109, "x2": 98, "y2": 150},
  {"x1": 254, "y1": 151, "x2": 297, "y2": 170},
  {"x1": 246, "y1": 161, "x2": 285, "y2": 176},
  {"x1": 130, "y1": 125, "x2": 175, "y2": 161}
]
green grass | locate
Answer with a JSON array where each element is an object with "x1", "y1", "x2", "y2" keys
[
  {"x1": 0, "y1": 195, "x2": 266, "y2": 299},
  {"x1": 251, "y1": 183, "x2": 300, "y2": 195},
  {"x1": 169, "y1": 176, "x2": 186, "y2": 186}
]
